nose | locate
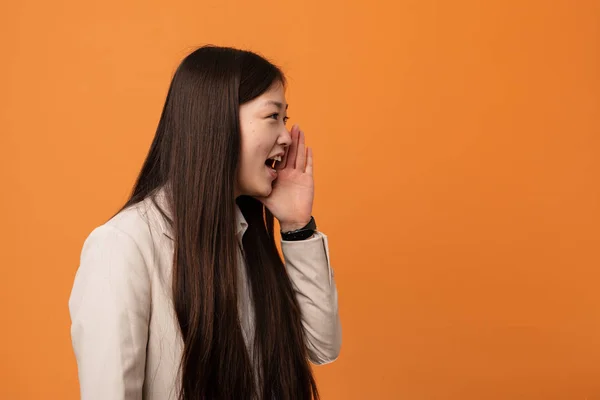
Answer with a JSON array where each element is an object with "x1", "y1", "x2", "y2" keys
[{"x1": 277, "y1": 125, "x2": 293, "y2": 147}]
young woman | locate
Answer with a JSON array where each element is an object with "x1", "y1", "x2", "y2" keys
[{"x1": 68, "y1": 45, "x2": 341, "y2": 400}]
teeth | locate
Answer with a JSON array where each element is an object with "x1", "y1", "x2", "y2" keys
[{"x1": 267, "y1": 155, "x2": 282, "y2": 169}]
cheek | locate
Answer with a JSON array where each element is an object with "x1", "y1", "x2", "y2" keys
[
  {"x1": 239, "y1": 137, "x2": 265, "y2": 179},
  {"x1": 245, "y1": 132, "x2": 272, "y2": 160},
  {"x1": 240, "y1": 120, "x2": 276, "y2": 167}
]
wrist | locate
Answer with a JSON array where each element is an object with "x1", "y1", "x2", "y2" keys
[
  {"x1": 280, "y1": 220, "x2": 311, "y2": 233},
  {"x1": 280, "y1": 216, "x2": 317, "y2": 241}
]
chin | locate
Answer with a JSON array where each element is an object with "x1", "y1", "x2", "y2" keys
[
  {"x1": 242, "y1": 182, "x2": 273, "y2": 198},
  {"x1": 257, "y1": 183, "x2": 273, "y2": 197}
]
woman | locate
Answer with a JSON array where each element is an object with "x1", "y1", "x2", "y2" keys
[{"x1": 68, "y1": 45, "x2": 341, "y2": 400}]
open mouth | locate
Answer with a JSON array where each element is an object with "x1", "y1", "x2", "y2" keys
[{"x1": 265, "y1": 155, "x2": 282, "y2": 169}]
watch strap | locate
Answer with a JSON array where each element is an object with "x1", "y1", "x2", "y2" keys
[{"x1": 281, "y1": 216, "x2": 317, "y2": 241}]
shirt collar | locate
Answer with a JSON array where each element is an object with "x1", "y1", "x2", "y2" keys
[{"x1": 234, "y1": 203, "x2": 248, "y2": 237}]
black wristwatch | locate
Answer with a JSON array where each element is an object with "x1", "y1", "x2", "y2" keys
[{"x1": 281, "y1": 216, "x2": 317, "y2": 241}]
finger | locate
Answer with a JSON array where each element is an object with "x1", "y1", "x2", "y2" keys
[
  {"x1": 286, "y1": 124, "x2": 300, "y2": 169},
  {"x1": 305, "y1": 147, "x2": 313, "y2": 175},
  {"x1": 296, "y1": 130, "x2": 306, "y2": 171}
]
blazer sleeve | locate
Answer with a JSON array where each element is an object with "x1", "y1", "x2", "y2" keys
[
  {"x1": 68, "y1": 224, "x2": 151, "y2": 400},
  {"x1": 281, "y1": 231, "x2": 342, "y2": 365}
]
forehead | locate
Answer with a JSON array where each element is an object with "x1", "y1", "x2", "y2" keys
[{"x1": 256, "y1": 83, "x2": 287, "y2": 108}]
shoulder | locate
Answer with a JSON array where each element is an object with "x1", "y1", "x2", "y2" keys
[
  {"x1": 69, "y1": 201, "x2": 164, "y2": 340},
  {"x1": 78, "y1": 198, "x2": 169, "y2": 276},
  {"x1": 90, "y1": 196, "x2": 166, "y2": 246},
  {"x1": 107, "y1": 198, "x2": 163, "y2": 241}
]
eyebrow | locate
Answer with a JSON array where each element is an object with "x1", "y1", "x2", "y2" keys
[{"x1": 264, "y1": 100, "x2": 289, "y2": 110}]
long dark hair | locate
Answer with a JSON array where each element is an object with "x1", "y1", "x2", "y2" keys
[{"x1": 120, "y1": 46, "x2": 319, "y2": 400}]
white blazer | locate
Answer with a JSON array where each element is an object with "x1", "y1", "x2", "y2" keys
[{"x1": 68, "y1": 191, "x2": 341, "y2": 400}]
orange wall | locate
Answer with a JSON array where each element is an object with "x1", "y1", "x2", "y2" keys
[{"x1": 1, "y1": 0, "x2": 599, "y2": 399}]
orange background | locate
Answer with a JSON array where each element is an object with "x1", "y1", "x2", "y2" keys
[{"x1": 1, "y1": 0, "x2": 599, "y2": 399}]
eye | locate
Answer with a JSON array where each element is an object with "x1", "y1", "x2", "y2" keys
[{"x1": 268, "y1": 113, "x2": 290, "y2": 125}]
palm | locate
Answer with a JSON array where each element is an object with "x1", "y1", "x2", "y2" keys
[{"x1": 254, "y1": 125, "x2": 315, "y2": 230}]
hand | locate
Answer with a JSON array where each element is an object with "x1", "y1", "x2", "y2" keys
[{"x1": 254, "y1": 124, "x2": 314, "y2": 232}]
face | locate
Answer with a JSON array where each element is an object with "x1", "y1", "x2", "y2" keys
[{"x1": 236, "y1": 81, "x2": 292, "y2": 198}]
